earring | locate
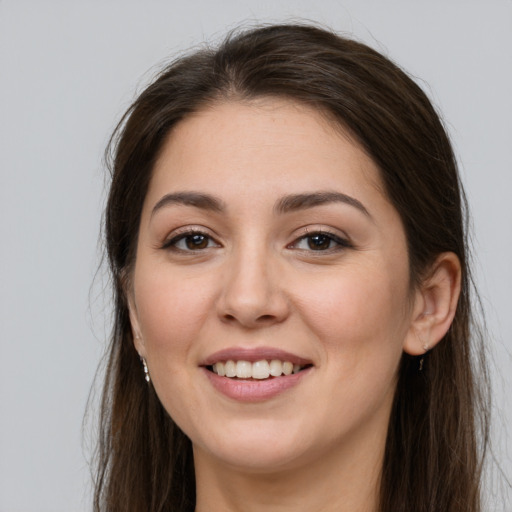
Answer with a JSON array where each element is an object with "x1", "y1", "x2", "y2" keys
[
  {"x1": 135, "y1": 335, "x2": 150, "y2": 383},
  {"x1": 142, "y1": 357, "x2": 150, "y2": 383},
  {"x1": 418, "y1": 343, "x2": 429, "y2": 372}
]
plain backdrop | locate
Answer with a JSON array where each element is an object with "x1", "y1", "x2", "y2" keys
[{"x1": 1, "y1": 1, "x2": 510, "y2": 511}]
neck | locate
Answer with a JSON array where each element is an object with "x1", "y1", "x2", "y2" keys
[{"x1": 193, "y1": 427, "x2": 385, "y2": 512}]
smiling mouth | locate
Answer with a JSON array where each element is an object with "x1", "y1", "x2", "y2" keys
[{"x1": 206, "y1": 359, "x2": 312, "y2": 380}]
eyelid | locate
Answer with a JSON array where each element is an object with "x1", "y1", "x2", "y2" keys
[
  {"x1": 287, "y1": 228, "x2": 353, "y2": 251},
  {"x1": 159, "y1": 225, "x2": 352, "y2": 253},
  {"x1": 161, "y1": 226, "x2": 221, "y2": 251}
]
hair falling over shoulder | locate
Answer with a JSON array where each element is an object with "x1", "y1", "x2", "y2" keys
[{"x1": 93, "y1": 23, "x2": 490, "y2": 512}]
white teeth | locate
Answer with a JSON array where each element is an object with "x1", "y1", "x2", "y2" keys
[
  {"x1": 282, "y1": 361, "x2": 293, "y2": 376},
  {"x1": 211, "y1": 359, "x2": 305, "y2": 379},
  {"x1": 252, "y1": 360, "x2": 270, "y2": 379},
  {"x1": 236, "y1": 360, "x2": 252, "y2": 378},
  {"x1": 215, "y1": 361, "x2": 226, "y2": 377},
  {"x1": 224, "y1": 360, "x2": 236, "y2": 377},
  {"x1": 269, "y1": 359, "x2": 283, "y2": 377}
]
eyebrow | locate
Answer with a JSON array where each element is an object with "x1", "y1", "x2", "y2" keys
[
  {"x1": 151, "y1": 192, "x2": 225, "y2": 217},
  {"x1": 151, "y1": 190, "x2": 371, "y2": 219},
  {"x1": 274, "y1": 191, "x2": 371, "y2": 218}
]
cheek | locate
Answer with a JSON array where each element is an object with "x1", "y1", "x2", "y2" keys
[
  {"x1": 293, "y1": 262, "x2": 411, "y2": 432},
  {"x1": 132, "y1": 264, "x2": 217, "y2": 430},
  {"x1": 133, "y1": 264, "x2": 215, "y2": 355},
  {"x1": 295, "y1": 260, "x2": 411, "y2": 362}
]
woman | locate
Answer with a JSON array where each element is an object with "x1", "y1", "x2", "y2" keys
[{"x1": 95, "y1": 23, "x2": 489, "y2": 512}]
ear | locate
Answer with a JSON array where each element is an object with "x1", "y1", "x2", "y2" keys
[
  {"x1": 403, "y1": 252, "x2": 461, "y2": 356},
  {"x1": 128, "y1": 296, "x2": 146, "y2": 357},
  {"x1": 123, "y1": 274, "x2": 146, "y2": 358}
]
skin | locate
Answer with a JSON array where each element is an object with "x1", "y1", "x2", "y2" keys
[{"x1": 128, "y1": 98, "x2": 461, "y2": 512}]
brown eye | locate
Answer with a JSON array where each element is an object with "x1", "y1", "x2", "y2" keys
[
  {"x1": 307, "y1": 234, "x2": 332, "y2": 250},
  {"x1": 289, "y1": 231, "x2": 352, "y2": 252},
  {"x1": 164, "y1": 231, "x2": 219, "y2": 252},
  {"x1": 185, "y1": 234, "x2": 209, "y2": 250}
]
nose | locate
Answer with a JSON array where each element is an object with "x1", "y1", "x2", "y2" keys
[{"x1": 217, "y1": 246, "x2": 290, "y2": 329}]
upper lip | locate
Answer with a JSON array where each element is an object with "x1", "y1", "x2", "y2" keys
[{"x1": 201, "y1": 347, "x2": 313, "y2": 366}]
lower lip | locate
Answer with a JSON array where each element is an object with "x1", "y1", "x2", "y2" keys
[{"x1": 202, "y1": 367, "x2": 311, "y2": 402}]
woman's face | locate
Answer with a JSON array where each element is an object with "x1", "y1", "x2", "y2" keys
[{"x1": 129, "y1": 98, "x2": 421, "y2": 473}]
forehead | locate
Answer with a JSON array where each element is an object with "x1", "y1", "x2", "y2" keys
[{"x1": 145, "y1": 98, "x2": 387, "y2": 210}]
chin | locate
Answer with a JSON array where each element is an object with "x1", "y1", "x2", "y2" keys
[
  {"x1": 202, "y1": 443, "x2": 307, "y2": 474},
  {"x1": 191, "y1": 418, "x2": 327, "y2": 474}
]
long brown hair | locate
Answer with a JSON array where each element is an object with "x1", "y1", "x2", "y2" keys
[{"x1": 95, "y1": 23, "x2": 490, "y2": 511}]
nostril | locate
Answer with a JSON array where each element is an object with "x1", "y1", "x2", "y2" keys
[
  {"x1": 218, "y1": 291, "x2": 289, "y2": 327},
  {"x1": 221, "y1": 312, "x2": 277, "y2": 325},
  {"x1": 257, "y1": 314, "x2": 275, "y2": 322}
]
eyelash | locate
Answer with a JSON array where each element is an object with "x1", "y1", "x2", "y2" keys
[
  {"x1": 162, "y1": 229, "x2": 219, "y2": 252},
  {"x1": 288, "y1": 230, "x2": 352, "y2": 252},
  {"x1": 162, "y1": 229, "x2": 352, "y2": 254}
]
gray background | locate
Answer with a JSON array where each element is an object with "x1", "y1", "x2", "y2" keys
[{"x1": 1, "y1": 1, "x2": 510, "y2": 511}]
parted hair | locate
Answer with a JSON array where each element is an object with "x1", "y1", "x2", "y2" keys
[{"x1": 95, "y1": 23, "x2": 489, "y2": 512}]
